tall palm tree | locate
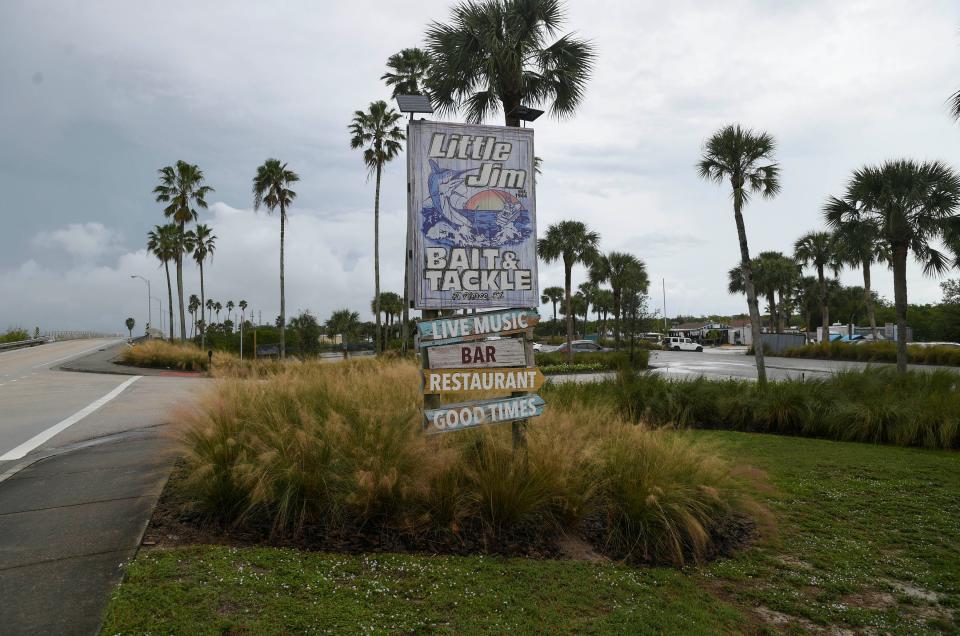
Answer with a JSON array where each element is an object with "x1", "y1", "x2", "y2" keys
[
  {"x1": 239, "y1": 299, "x2": 248, "y2": 327},
  {"x1": 226, "y1": 300, "x2": 235, "y2": 325},
  {"x1": 206, "y1": 298, "x2": 214, "y2": 325},
  {"x1": 540, "y1": 286, "x2": 564, "y2": 322},
  {"x1": 191, "y1": 224, "x2": 216, "y2": 349},
  {"x1": 698, "y1": 124, "x2": 781, "y2": 386},
  {"x1": 382, "y1": 48, "x2": 433, "y2": 98},
  {"x1": 214, "y1": 301, "x2": 222, "y2": 323},
  {"x1": 794, "y1": 231, "x2": 838, "y2": 343},
  {"x1": 825, "y1": 211, "x2": 889, "y2": 341},
  {"x1": 153, "y1": 160, "x2": 214, "y2": 342},
  {"x1": 349, "y1": 101, "x2": 404, "y2": 354},
  {"x1": 577, "y1": 281, "x2": 599, "y2": 330},
  {"x1": 590, "y1": 251, "x2": 649, "y2": 348},
  {"x1": 253, "y1": 159, "x2": 300, "y2": 359},
  {"x1": 825, "y1": 160, "x2": 960, "y2": 372},
  {"x1": 537, "y1": 221, "x2": 600, "y2": 361},
  {"x1": 425, "y1": 0, "x2": 595, "y2": 127},
  {"x1": 146, "y1": 224, "x2": 179, "y2": 342}
]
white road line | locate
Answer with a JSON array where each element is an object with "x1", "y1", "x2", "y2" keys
[
  {"x1": 0, "y1": 376, "x2": 142, "y2": 461},
  {"x1": 31, "y1": 341, "x2": 119, "y2": 369}
]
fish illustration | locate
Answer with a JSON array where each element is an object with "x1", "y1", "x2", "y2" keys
[{"x1": 427, "y1": 159, "x2": 478, "y2": 228}]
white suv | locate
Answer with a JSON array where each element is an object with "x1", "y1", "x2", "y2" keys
[{"x1": 664, "y1": 336, "x2": 703, "y2": 352}]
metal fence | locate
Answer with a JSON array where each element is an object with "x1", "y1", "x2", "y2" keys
[{"x1": 756, "y1": 332, "x2": 807, "y2": 354}]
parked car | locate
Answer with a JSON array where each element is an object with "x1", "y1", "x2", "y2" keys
[
  {"x1": 663, "y1": 336, "x2": 703, "y2": 352},
  {"x1": 553, "y1": 340, "x2": 612, "y2": 354}
]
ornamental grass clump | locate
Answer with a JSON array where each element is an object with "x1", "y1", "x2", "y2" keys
[
  {"x1": 176, "y1": 359, "x2": 759, "y2": 564},
  {"x1": 119, "y1": 339, "x2": 208, "y2": 371}
]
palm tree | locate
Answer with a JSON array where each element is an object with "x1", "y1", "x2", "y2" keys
[
  {"x1": 325, "y1": 309, "x2": 360, "y2": 345},
  {"x1": 191, "y1": 224, "x2": 216, "y2": 349},
  {"x1": 826, "y1": 212, "x2": 889, "y2": 341},
  {"x1": 824, "y1": 160, "x2": 960, "y2": 372},
  {"x1": 188, "y1": 294, "x2": 200, "y2": 338},
  {"x1": 729, "y1": 252, "x2": 797, "y2": 332},
  {"x1": 382, "y1": 48, "x2": 432, "y2": 98},
  {"x1": 153, "y1": 160, "x2": 213, "y2": 342},
  {"x1": 146, "y1": 224, "x2": 179, "y2": 342},
  {"x1": 213, "y1": 301, "x2": 222, "y2": 323},
  {"x1": 537, "y1": 221, "x2": 600, "y2": 362},
  {"x1": 590, "y1": 251, "x2": 649, "y2": 348},
  {"x1": 698, "y1": 124, "x2": 781, "y2": 386},
  {"x1": 951, "y1": 87, "x2": 960, "y2": 122},
  {"x1": 794, "y1": 232, "x2": 838, "y2": 343},
  {"x1": 206, "y1": 298, "x2": 214, "y2": 325},
  {"x1": 425, "y1": 0, "x2": 595, "y2": 127},
  {"x1": 239, "y1": 300, "x2": 248, "y2": 328},
  {"x1": 349, "y1": 101, "x2": 405, "y2": 354},
  {"x1": 593, "y1": 288, "x2": 614, "y2": 340},
  {"x1": 125, "y1": 317, "x2": 135, "y2": 338},
  {"x1": 226, "y1": 300, "x2": 235, "y2": 325},
  {"x1": 253, "y1": 159, "x2": 300, "y2": 359},
  {"x1": 577, "y1": 281, "x2": 599, "y2": 331},
  {"x1": 540, "y1": 286, "x2": 564, "y2": 323}
]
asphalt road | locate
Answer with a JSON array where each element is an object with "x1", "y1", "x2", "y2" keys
[
  {"x1": 0, "y1": 339, "x2": 201, "y2": 463},
  {"x1": 647, "y1": 347, "x2": 960, "y2": 381},
  {"x1": 0, "y1": 338, "x2": 205, "y2": 635}
]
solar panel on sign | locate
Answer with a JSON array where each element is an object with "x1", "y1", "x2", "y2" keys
[{"x1": 396, "y1": 94, "x2": 434, "y2": 113}]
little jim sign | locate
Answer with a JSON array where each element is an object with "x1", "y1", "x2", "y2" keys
[{"x1": 406, "y1": 120, "x2": 538, "y2": 310}]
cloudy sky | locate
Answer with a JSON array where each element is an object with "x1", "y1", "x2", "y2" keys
[{"x1": 2, "y1": 0, "x2": 960, "y2": 333}]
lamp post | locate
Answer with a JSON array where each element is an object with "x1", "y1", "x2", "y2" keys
[{"x1": 130, "y1": 275, "x2": 151, "y2": 334}]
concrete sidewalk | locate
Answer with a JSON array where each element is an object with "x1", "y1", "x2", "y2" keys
[{"x1": 0, "y1": 429, "x2": 175, "y2": 635}]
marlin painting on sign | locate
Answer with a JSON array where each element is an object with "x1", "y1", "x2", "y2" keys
[{"x1": 407, "y1": 120, "x2": 538, "y2": 310}]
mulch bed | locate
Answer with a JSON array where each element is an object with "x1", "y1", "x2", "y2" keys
[{"x1": 143, "y1": 459, "x2": 756, "y2": 565}]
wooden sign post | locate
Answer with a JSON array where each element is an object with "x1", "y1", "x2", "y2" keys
[{"x1": 416, "y1": 308, "x2": 544, "y2": 445}]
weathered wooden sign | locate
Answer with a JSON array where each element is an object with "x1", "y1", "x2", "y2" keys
[
  {"x1": 417, "y1": 308, "x2": 538, "y2": 347},
  {"x1": 424, "y1": 394, "x2": 546, "y2": 434},
  {"x1": 406, "y1": 120, "x2": 538, "y2": 310},
  {"x1": 425, "y1": 337, "x2": 526, "y2": 369},
  {"x1": 422, "y1": 367, "x2": 545, "y2": 394}
]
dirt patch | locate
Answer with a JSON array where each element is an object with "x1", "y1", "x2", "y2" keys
[
  {"x1": 844, "y1": 591, "x2": 896, "y2": 610},
  {"x1": 556, "y1": 534, "x2": 608, "y2": 562},
  {"x1": 774, "y1": 554, "x2": 814, "y2": 570},
  {"x1": 753, "y1": 606, "x2": 855, "y2": 635}
]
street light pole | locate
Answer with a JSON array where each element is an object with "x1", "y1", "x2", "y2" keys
[
  {"x1": 151, "y1": 296, "x2": 164, "y2": 335},
  {"x1": 131, "y1": 275, "x2": 152, "y2": 334}
]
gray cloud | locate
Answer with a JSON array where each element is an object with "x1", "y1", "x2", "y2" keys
[{"x1": 1, "y1": 0, "x2": 959, "y2": 331}]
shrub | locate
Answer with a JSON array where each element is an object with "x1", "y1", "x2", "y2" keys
[
  {"x1": 780, "y1": 341, "x2": 960, "y2": 366},
  {"x1": 540, "y1": 368, "x2": 960, "y2": 450},
  {"x1": 0, "y1": 328, "x2": 29, "y2": 344},
  {"x1": 119, "y1": 340, "x2": 209, "y2": 371},
  {"x1": 535, "y1": 350, "x2": 647, "y2": 373},
  {"x1": 176, "y1": 359, "x2": 759, "y2": 564}
]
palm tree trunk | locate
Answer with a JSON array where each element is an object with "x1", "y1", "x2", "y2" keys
[
  {"x1": 176, "y1": 222, "x2": 186, "y2": 341},
  {"x1": 199, "y1": 260, "x2": 206, "y2": 350},
  {"x1": 767, "y1": 291, "x2": 777, "y2": 331},
  {"x1": 613, "y1": 289, "x2": 622, "y2": 349},
  {"x1": 817, "y1": 265, "x2": 829, "y2": 342},
  {"x1": 862, "y1": 259, "x2": 877, "y2": 341},
  {"x1": 279, "y1": 204, "x2": 286, "y2": 359},
  {"x1": 777, "y1": 289, "x2": 787, "y2": 332},
  {"x1": 892, "y1": 245, "x2": 909, "y2": 373},
  {"x1": 164, "y1": 261, "x2": 174, "y2": 342},
  {"x1": 374, "y1": 163, "x2": 382, "y2": 354},
  {"x1": 732, "y1": 186, "x2": 767, "y2": 386},
  {"x1": 564, "y1": 260, "x2": 573, "y2": 363},
  {"x1": 551, "y1": 301, "x2": 557, "y2": 322}
]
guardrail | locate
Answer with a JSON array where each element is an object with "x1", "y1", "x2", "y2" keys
[
  {"x1": 42, "y1": 331, "x2": 123, "y2": 341},
  {"x1": 0, "y1": 338, "x2": 46, "y2": 352}
]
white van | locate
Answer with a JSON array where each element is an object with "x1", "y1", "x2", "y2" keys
[{"x1": 664, "y1": 336, "x2": 703, "y2": 352}]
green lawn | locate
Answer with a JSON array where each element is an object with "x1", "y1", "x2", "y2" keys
[{"x1": 101, "y1": 432, "x2": 959, "y2": 635}]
